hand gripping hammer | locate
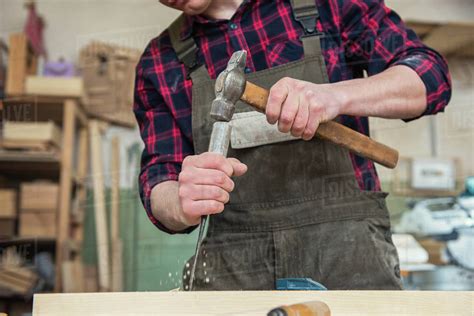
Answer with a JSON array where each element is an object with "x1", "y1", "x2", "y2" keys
[
  {"x1": 188, "y1": 51, "x2": 245, "y2": 290},
  {"x1": 211, "y1": 50, "x2": 399, "y2": 169}
]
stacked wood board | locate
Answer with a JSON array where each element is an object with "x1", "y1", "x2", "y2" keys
[
  {"x1": 0, "y1": 247, "x2": 38, "y2": 295},
  {"x1": 0, "y1": 266, "x2": 38, "y2": 295},
  {"x1": 0, "y1": 189, "x2": 17, "y2": 238},
  {"x1": 2, "y1": 121, "x2": 62, "y2": 151},
  {"x1": 19, "y1": 182, "x2": 58, "y2": 238},
  {"x1": 79, "y1": 42, "x2": 141, "y2": 127}
]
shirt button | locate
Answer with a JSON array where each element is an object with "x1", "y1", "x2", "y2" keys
[{"x1": 229, "y1": 23, "x2": 238, "y2": 30}]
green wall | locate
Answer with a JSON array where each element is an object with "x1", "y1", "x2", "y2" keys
[{"x1": 83, "y1": 189, "x2": 198, "y2": 291}]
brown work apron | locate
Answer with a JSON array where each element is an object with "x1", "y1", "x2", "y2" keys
[{"x1": 169, "y1": 2, "x2": 402, "y2": 291}]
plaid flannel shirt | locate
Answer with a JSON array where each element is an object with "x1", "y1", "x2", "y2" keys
[{"x1": 134, "y1": 0, "x2": 451, "y2": 233}]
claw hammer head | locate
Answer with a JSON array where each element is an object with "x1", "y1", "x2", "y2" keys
[{"x1": 211, "y1": 50, "x2": 248, "y2": 121}]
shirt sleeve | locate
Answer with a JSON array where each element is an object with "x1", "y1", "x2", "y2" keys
[
  {"x1": 340, "y1": 0, "x2": 452, "y2": 120},
  {"x1": 133, "y1": 48, "x2": 195, "y2": 235}
]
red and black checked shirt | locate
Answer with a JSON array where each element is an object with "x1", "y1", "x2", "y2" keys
[{"x1": 134, "y1": 0, "x2": 451, "y2": 233}]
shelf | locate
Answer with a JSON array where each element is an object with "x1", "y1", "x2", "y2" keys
[
  {"x1": 0, "y1": 288, "x2": 33, "y2": 301},
  {"x1": 2, "y1": 95, "x2": 87, "y2": 127},
  {"x1": 0, "y1": 149, "x2": 60, "y2": 179},
  {"x1": 0, "y1": 237, "x2": 56, "y2": 247}
]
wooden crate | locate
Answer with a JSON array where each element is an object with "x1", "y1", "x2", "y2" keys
[
  {"x1": 20, "y1": 182, "x2": 59, "y2": 211},
  {"x1": 3, "y1": 121, "x2": 62, "y2": 150},
  {"x1": 0, "y1": 189, "x2": 16, "y2": 218},
  {"x1": 19, "y1": 211, "x2": 56, "y2": 238},
  {"x1": 5, "y1": 33, "x2": 37, "y2": 96}
]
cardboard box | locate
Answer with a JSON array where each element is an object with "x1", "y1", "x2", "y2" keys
[
  {"x1": 19, "y1": 211, "x2": 56, "y2": 238},
  {"x1": 3, "y1": 121, "x2": 62, "y2": 149},
  {"x1": 20, "y1": 182, "x2": 59, "y2": 211},
  {"x1": 0, "y1": 219, "x2": 15, "y2": 238},
  {"x1": 0, "y1": 189, "x2": 16, "y2": 218}
]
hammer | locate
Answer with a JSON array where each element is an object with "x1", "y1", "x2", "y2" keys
[{"x1": 211, "y1": 50, "x2": 399, "y2": 169}]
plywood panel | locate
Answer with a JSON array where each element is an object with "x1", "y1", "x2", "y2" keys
[
  {"x1": 89, "y1": 120, "x2": 111, "y2": 292},
  {"x1": 33, "y1": 291, "x2": 474, "y2": 316}
]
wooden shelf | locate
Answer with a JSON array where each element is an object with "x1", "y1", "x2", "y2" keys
[
  {"x1": 1, "y1": 96, "x2": 90, "y2": 293},
  {"x1": 2, "y1": 95, "x2": 87, "y2": 127},
  {"x1": 0, "y1": 149, "x2": 60, "y2": 179},
  {"x1": 0, "y1": 237, "x2": 56, "y2": 246}
]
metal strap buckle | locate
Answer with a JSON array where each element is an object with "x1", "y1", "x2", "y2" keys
[
  {"x1": 296, "y1": 14, "x2": 317, "y2": 34},
  {"x1": 293, "y1": 4, "x2": 319, "y2": 35}
]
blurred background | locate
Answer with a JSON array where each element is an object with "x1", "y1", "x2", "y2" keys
[{"x1": 0, "y1": 0, "x2": 472, "y2": 315}]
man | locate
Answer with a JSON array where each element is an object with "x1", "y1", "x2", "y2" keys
[{"x1": 134, "y1": 0, "x2": 451, "y2": 290}]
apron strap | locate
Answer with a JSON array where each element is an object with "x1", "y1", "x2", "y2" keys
[
  {"x1": 290, "y1": 0, "x2": 323, "y2": 58},
  {"x1": 189, "y1": 64, "x2": 211, "y2": 83},
  {"x1": 290, "y1": 0, "x2": 319, "y2": 34},
  {"x1": 168, "y1": 14, "x2": 200, "y2": 75}
]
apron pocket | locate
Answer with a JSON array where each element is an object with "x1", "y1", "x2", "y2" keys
[
  {"x1": 364, "y1": 218, "x2": 403, "y2": 287},
  {"x1": 230, "y1": 111, "x2": 300, "y2": 149}
]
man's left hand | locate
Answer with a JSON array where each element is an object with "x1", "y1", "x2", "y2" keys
[{"x1": 266, "y1": 77, "x2": 344, "y2": 141}]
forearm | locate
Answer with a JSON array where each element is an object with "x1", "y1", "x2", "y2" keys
[
  {"x1": 150, "y1": 181, "x2": 191, "y2": 232},
  {"x1": 334, "y1": 65, "x2": 427, "y2": 120}
]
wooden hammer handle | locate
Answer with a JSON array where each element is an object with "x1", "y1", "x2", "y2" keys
[{"x1": 242, "y1": 81, "x2": 399, "y2": 169}]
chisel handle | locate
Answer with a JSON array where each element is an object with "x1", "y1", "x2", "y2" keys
[{"x1": 241, "y1": 81, "x2": 399, "y2": 169}]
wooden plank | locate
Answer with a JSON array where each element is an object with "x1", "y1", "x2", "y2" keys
[
  {"x1": 0, "y1": 150, "x2": 59, "y2": 162},
  {"x1": 1, "y1": 139, "x2": 57, "y2": 152},
  {"x1": 89, "y1": 120, "x2": 111, "y2": 292},
  {"x1": 83, "y1": 264, "x2": 98, "y2": 293},
  {"x1": 54, "y1": 99, "x2": 76, "y2": 292},
  {"x1": 3, "y1": 121, "x2": 62, "y2": 148},
  {"x1": 111, "y1": 240, "x2": 123, "y2": 292},
  {"x1": 6, "y1": 33, "x2": 28, "y2": 96},
  {"x1": 62, "y1": 260, "x2": 84, "y2": 293},
  {"x1": 110, "y1": 136, "x2": 122, "y2": 292},
  {"x1": 70, "y1": 126, "x2": 88, "y2": 294},
  {"x1": 110, "y1": 137, "x2": 120, "y2": 242},
  {"x1": 422, "y1": 24, "x2": 474, "y2": 56},
  {"x1": 33, "y1": 291, "x2": 474, "y2": 316},
  {"x1": 0, "y1": 267, "x2": 38, "y2": 295},
  {"x1": 25, "y1": 76, "x2": 84, "y2": 98},
  {"x1": 72, "y1": 127, "x2": 88, "y2": 242}
]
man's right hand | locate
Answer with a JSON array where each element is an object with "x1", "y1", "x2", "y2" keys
[{"x1": 177, "y1": 152, "x2": 248, "y2": 226}]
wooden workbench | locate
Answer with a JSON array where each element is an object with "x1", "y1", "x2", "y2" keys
[{"x1": 33, "y1": 291, "x2": 473, "y2": 315}]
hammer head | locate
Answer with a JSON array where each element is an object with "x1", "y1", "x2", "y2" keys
[{"x1": 211, "y1": 50, "x2": 247, "y2": 121}]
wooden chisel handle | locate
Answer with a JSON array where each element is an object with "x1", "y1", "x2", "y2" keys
[{"x1": 241, "y1": 81, "x2": 399, "y2": 169}]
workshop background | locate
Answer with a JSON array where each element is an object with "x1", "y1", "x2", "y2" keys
[{"x1": 0, "y1": 0, "x2": 473, "y2": 314}]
